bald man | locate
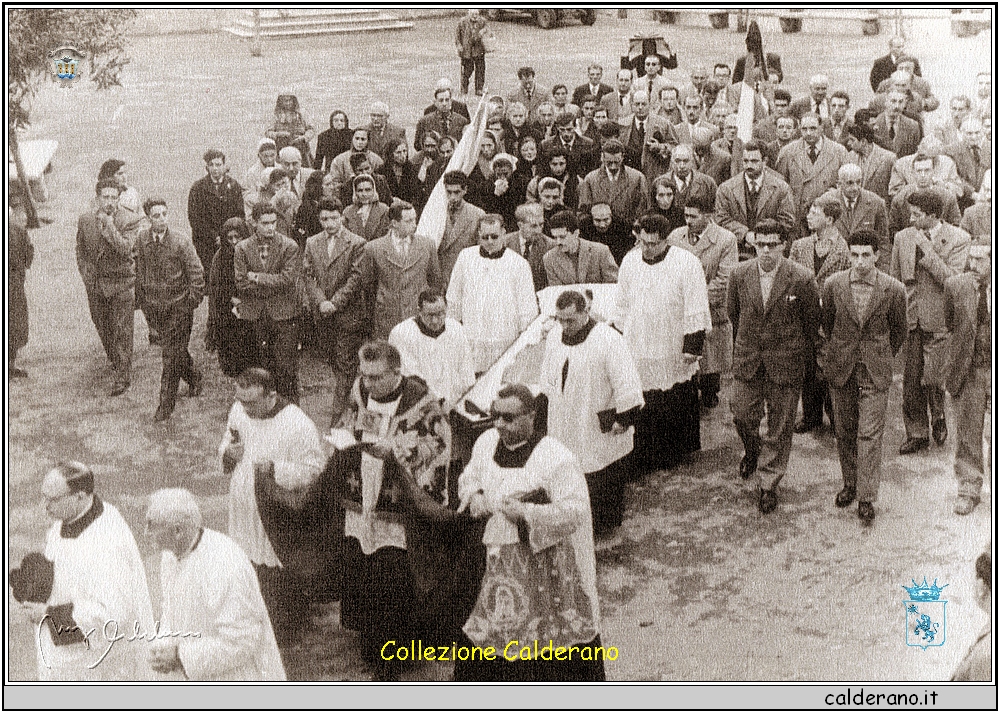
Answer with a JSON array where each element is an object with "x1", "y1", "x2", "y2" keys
[
  {"x1": 819, "y1": 164, "x2": 891, "y2": 270},
  {"x1": 363, "y1": 101, "x2": 407, "y2": 163},
  {"x1": 791, "y1": 75, "x2": 832, "y2": 120}
]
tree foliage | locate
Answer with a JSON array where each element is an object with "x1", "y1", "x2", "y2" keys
[{"x1": 8, "y1": 8, "x2": 138, "y2": 128}]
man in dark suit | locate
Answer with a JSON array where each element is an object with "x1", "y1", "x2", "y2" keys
[
  {"x1": 415, "y1": 88, "x2": 469, "y2": 152},
  {"x1": 775, "y1": 113, "x2": 848, "y2": 235},
  {"x1": 234, "y1": 202, "x2": 303, "y2": 403},
  {"x1": 135, "y1": 198, "x2": 205, "y2": 421},
  {"x1": 943, "y1": 239, "x2": 991, "y2": 515},
  {"x1": 187, "y1": 149, "x2": 245, "y2": 277},
  {"x1": 362, "y1": 101, "x2": 407, "y2": 164},
  {"x1": 540, "y1": 114, "x2": 598, "y2": 180},
  {"x1": 77, "y1": 179, "x2": 136, "y2": 396},
  {"x1": 819, "y1": 229, "x2": 907, "y2": 526},
  {"x1": 945, "y1": 117, "x2": 991, "y2": 211},
  {"x1": 505, "y1": 202, "x2": 553, "y2": 291},
  {"x1": 692, "y1": 127, "x2": 731, "y2": 188},
  {"x1": 870, "y1": 36, "x2": 922, "y2": 92},
  {"x1": 828, "y1": 91, "x2": 854, "y2": 144},
  {"x1": 422, "y1": 78, "x2": 470, "y2": 121},
  {"x1": 753, "y1": 89, "x2": 799, "y2": 145},
  {"x1": 845, "y1": 122, "x2": 897, "y2": 206},
  {"x1": 600, "y1": 69, "x2": 635, "y2": 123},
  {"x1": 544, "y1": 210, "x2": 618, "y2": 286},
  {"x1": 302, "y1": 198, "x2": 368, "y2": 424},
  {"x1": 660, "y1": 144, "x2": 718, "y2": 210},
  {"x1": 820, "y1": 164, "x2": 891, "y2": 269},
  {"x1": 872, "y1": 91, "x2": 921, "y2": 159},
  {"x1": 715, "y1": 141, "x2": 797, "y2": 260},
  {"x1": 888, "y1": 155, "x2": 962, "y2": 236},
  {"x1": 728, "y1": 220, "x2": 821, "y2": 513},
  {"x1": 617, "y1": 90, "x2": 677, "y2": 183},
  {"x1": 580, "y1": 203, "x2": 634, "y2": 266},
  {"x1": 437, "y1": 171, "x2": 485, "y2": 288},
  {"x1": 890, "y1": 190, "x2": 970, "y2": 455},
  {"x1": 572, "y1": 63, "x2": 613, "y2": 107},
  {"x1": 790, "y1": 74, "x2": 831, "y2": 121}
]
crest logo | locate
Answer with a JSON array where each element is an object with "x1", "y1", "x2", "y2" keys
[
  {"x1": 902, "y1": 578, "x2": 948, "y2": 650},
  {"x1": 48, "y1": 46, "x2": 87, "y2": 87}
]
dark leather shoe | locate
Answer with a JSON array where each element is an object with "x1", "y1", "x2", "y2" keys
[
  {"x1": 835, "y1": 486, "x2": 856, "y2": 508},
  {"x1": 794, "y1": 419, "x2": 822, "y2": 433},
  {"x1": 187, "y1": 371, "x2": 204, "y2": 397},
  {"x1": 932, "y1": 419, "x2": 947, "y2": 446},
  {"x1": 759, "y1": 489, "x2": 778, "y2": 514},
  {"x1": 154, "y1": 404, "x2": 174, "y2": 422},
  {"x1": 739, "y1": 452, "x2": 758, "y2": 480},
  {"x1": 898, "y1": 437, "x2": 929, "y2": 455},
  {"x1": 858, "y1": 501, "x2": 875, "y2": 525},
  {"x1": 109, "y1": 379, "x2": 130, "y2": 397}
]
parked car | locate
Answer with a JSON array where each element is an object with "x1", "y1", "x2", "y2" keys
[{"x1": 482, "y1": 8, "x2": 597, "y2": 29}]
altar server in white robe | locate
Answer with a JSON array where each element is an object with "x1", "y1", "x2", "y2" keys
[
  {"x1": 219, "y1": 367, "x2": 324, "y2": 643},
  {"x1": 541, "y1": 289, "x2": 644, "y2": 536},
  {"x1": 446, "y1": 213, "x2": 539, "y2": 374},
  {"x1": 146, "y1": 488, "x2": 286, "y2": 681},
  {"x1": 614, "y1": 213, "x2": 712, "y2": 474},
  {"x1": 389, "y1": 290, "x2": 476, "y2": 407},
  {"x1": 31, "y1": 462, "x2": 154, "y2": 680}
]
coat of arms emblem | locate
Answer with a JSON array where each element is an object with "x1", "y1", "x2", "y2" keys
[
  {"x1": 902, "y1": 578, "x2": 948, "y2": 650},
  {"x1": 48, "y1": 46, "x2": 87, "y2": 87}
]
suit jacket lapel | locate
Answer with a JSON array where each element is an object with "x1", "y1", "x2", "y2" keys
[
  {"x1": 325, "y1": 234, "x2": 349, "y2": 269},
  {"x1": 859, "y1": 272, "x2": 887, "y2": 327},
  {"x1": 764, "y1": 260, "x2": 790, "y2": 314},
  {"x1": 380, "y1": 237, "x2": 405, "y2": 270},
  {"x1": 755, "y1": 179, "x2": 776, "y2": 220},
  {"x1": 748, "y1": 261, "x2": 766, "y2": 312}
]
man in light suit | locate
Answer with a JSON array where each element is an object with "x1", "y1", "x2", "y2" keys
[
  {"x1": 363, "y1": 201, "x2": 441, "y2": 340},
  {"x1": 668, "y1": 192, "x2": 738, "y2": 408},
  {"x1": 507, "y1": 66, "x2": 548, "y2": 118},
  {"x1": 943, "y1": 239, "x2": 991, "y2": 515},
  {"x1": 945, "y1": 117, "x2": 991, "y2": 210},
  {"x1": 888, "y1": 155, "x2": 963, "y2": 236},
  {"x1": 544, "y1": 210, "x2": 618, "y2": 286},
  {"x1": 887, "y1": 138, "x2": 962, "y2": 202},
  {"x1": 714, "y1": 141, "x2": 797, "y2": 260},
  {"x1": 819, "y1": 164, "x2": 891, "y2": 269},
  {"x1": 578, "y1": 138, "x2": 650, "y2": 230},
  {"x1": 872, "y1": 91, "x2": 921, "y2": 158},
  {"x1": 845, "y1": 121, "x2": 897, "y2": 205},
  {"x1": 414, "y1": 88, "x2": 469, "y2": 151},
  {"x1": 572, "y1": 63, "x2": 613, "y2": 107},
  {"x1": 775, "y1": 113, "x2": 848, "y2": 236},
  {"x1": 436, "y1": 171, "x2": 485, "y2": 288},
  {"x1": 302, "y1": 197, "x2": 368, "y2": 423},
  {"x1": 728, "y1": 220, "x2": 821, "y2": 513},
  {"x1": 674, "y1": 94, "x2": 719, "y2": 146},
  {"x1": 600, "y1": 69, "x2": 635, "y2": 123},
  {"x1": 819, "y1": 229, "x2": 907, "y2": 526},
  {"x1": 617, "y1": 90, "x2": 677, "y2": 183},
  {"x1": 362, "y1": 102, "x2": 407, "y2": 164},
  {"x1": 632, "y1": 55, "x2": 670, "y2": 112},
  {"x1": 890, "y1": 190, "x2": 970, "y2": 455},
  {"x1": 827, "y1": 91, "x2": 854, "y2": 144},
  {"x1": 505, "y1": 202, "x2": 553, "y2": 291},
  {"x1": 234, "y1": 202, "x2": 302, "y2": 403}
]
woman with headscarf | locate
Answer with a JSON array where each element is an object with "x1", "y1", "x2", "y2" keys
[
  {"x1": 378, "y1": 139, "x2": 422, "y2": 211},
  {"x1": 465, "y1": 130, "x2": 501, "y2": 210},
  {"x1": 208, "y1": 217, "x2": 260, "y2": 376},
  {"x1": 315, "y1": 110, "x2": 352, "y2": 173},
  {"x1": 266, "y1": 94, "x2": 316, "y2": 167},
  {"x1": 479, "y1": 153, "x2": 527, "y2": 232},
  {"x1": 649, "y1": 176, "x2": 686, "y2": 236},
  {"x1": 515, "y1": 135, "x2": 539, "y2": 184}
]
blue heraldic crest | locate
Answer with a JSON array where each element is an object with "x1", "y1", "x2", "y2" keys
[{"x1": 902, "y1": 578, "x2": 948, "y2": 650}]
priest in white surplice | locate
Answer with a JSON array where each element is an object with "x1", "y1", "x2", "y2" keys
[
  {"x1": 146, "y1": 488, "x2": 286, "y2": 681},
  {"x1": 388, "y1": 290, "x2": 475, "y2": 407},
  {"x1": 540, "y1": 289, "x2": 644, "y2": 536},
  {"x1": 30, "y1": 462, "x2": 154, "y2": 680},
  {"x1": 613, "y1": 213, "x2": 712, "y2": 474},
  {"x1": 445, "y1": 213, "x2": 539, "y2": 374}
]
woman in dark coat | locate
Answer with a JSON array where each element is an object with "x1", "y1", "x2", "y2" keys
[
  {"x1": 378, "y1": 139, "x2": 423, "y2": 211},
  {"x1": 208, "y1": 217, "x2": 261, "y2": 377},
  {"x1": 649, "y1": 176, "x2": 686, "y2": 236},
  {"x1": 315, "y1": 110, "x2": 352, "y2": 173}
]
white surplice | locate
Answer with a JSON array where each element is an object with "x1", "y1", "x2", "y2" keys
[
  {"x1": 220, "y1": 401, "x2": 324, "y2": 567},
  {"x1": 159, "y1": 528, "x2": 286, "y2": 681},
  {"x1": 389, "y1": 317, "x2": 476, "y2": 406},
  {"x1": 40, "y1": 500, "x2": 155, "y2": 680},
  {"x1": 614, "y1": 246, "x2": 712, "y2": 392},
  {"x1": 446, "y1": 247, "x2": 539, "y2": 373},
  {"x1": 540, "y1": 322, "x2": 645, "y2": 473}
]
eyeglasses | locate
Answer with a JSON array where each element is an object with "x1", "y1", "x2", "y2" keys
[
  {"x1": 480, "y1": 232, "x2": 503, "y2": 240},
  {"x1": 491, "y1": 411, "x2": 526, "y2": 422}
]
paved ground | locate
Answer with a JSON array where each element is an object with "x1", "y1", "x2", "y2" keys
[{"x1": 7, "y1": 10, "x2": 992, "y2": 681}]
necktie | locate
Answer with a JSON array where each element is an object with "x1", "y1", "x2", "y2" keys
[
  {"x1": 971, "y1": 145, "x2": 981, "y2": 166},
  {"x1": 259, "y1": 241, "x2": 270, "y2": 263},
  {"x1": 647, "y1": 77, "x2": 654, "y2": 97},
  {"x1": 637, "y1": 120, "x2": 645, "y2": 143},
  {"x1": 621, "y1": 93, "x2": 627, "y2": 107},
  {"x1": 443, "y1": 114, "x2": 451, "y2": 135},
  {"x1": 888, "y1": 120, "x2": 896, "y2": 141},
  {"x1": 808, "y1": 144, "x2": 819, "y2": 163}
]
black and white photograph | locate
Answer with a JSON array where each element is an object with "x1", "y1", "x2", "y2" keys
[{"x1": 5, "y1": 4, "x2": 995, "y2": 707}]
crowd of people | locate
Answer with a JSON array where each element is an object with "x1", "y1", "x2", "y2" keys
[{"x1": 9, "y1": 26, "x2": 992, "y2": 683}]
